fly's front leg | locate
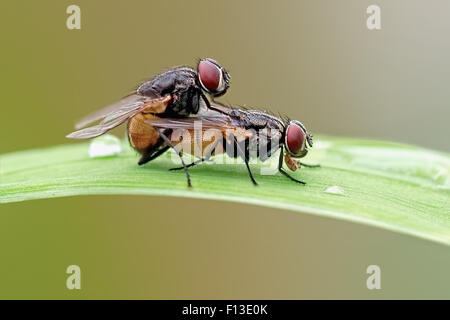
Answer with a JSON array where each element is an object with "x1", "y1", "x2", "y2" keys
[
  {"x1": 278, "y1": 147, "x2": 306, "y2": 185},
  {"x1": 299, "y1": 162, "x2": 320, "y2": 168},
  {"x1": 200, "y1": 91, "x2": 211, "y2": 110},
  {"x1": 158, "y1": 129, "x2": 192, "y2": 187}
]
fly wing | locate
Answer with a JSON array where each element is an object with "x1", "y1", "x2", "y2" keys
[
  {"x1": 67, "y1": 96, "x2": 171, "y2": 139},
  {"x1": 145, "y1": 110, "x2": 235, "y2": 131},
  {"x1": 74, "y1": 94, "x2": 143, "y2": 129},
  {"x1": 145, "y1": 110, "x2": 255, "y2": 144},
  {"x1": 66, "y1": 101, "x2": 144, "y2": 139}
]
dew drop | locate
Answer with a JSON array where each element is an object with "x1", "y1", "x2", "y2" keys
[
  {"x1": 88, "y1": 134, "x2": 122, "y2": 158},
  {"x1": 324, "y1": 185, "x2": 346, "y2": 196}
]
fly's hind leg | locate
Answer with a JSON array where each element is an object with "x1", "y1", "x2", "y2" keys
[
  {"x1": 169, "y1": 138, "x2": 220, "y2": 171},
  {"x1": 169, "y1": 158, "x2": 206, "y2": 171},
  {"x1": 157, "y1": 129, "x2": 192, "y2": 187}
]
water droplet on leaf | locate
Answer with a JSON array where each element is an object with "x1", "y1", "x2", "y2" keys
[
  {"x1": 324, "y1": 185, "x2": 346, "y2": 196},
  {"x1": 89, "y1": 134, "x2": 122, "y2": 158}
]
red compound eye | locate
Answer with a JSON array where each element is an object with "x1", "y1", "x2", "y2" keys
[
  {"x1": 286, "y1": 123, "x2": 306, "y2": 155},
  {"x1": 198, "y1": 59, "x2": 222, "y2": 93}
]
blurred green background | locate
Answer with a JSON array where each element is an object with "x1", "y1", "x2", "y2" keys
[{"x1": 1, "y1": 0, "x2": 449, "y2": 298}]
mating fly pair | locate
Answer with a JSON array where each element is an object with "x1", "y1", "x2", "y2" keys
[{"x1": 67, "y1": 58, "x2": 317, "y2": 187}]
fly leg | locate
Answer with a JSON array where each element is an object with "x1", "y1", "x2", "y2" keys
[
  {"x1": 138, "y1": 145, "x2": 170, "y2": 165},
  {"x1": 200, "y1": 91, "x2": 211, "y2": 109},
  {"x1": 299, "y1": 162, "x2": 320, "y2": 168},
  {"x1": 278, "y1": 147, "x2": 306, "y2": 185},
  {"x1": 234, "y1": 136, "x2": 258, "y2": 186},
  {"x1": 169, "y1": 138, "x2": 219, "y2": 171},
  {"x1": 158, "y1": 129, "x2": 192, "y2": 187},
  {"x1": 169, "y1": 158, "x2": 206, "y2": 171},
  {"x1": 243, "y1": 156, "x2": 258, "y2": 186},
  {"x1": 201, "y1": 91, "x2": 228, "y2": 115}
]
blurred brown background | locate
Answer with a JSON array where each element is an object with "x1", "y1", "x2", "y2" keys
[{"x1": 1, "y1": 0, "x2": 449, "y2": 298}]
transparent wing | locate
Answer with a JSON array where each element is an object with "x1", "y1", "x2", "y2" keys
[
  {"x1": 66, "y1": 101, "x2": 144, "y2": 139},
  {"x1": 67, "y1": 95, "x2": 172, "y2": 139},
  {"x1": 145, "y1": 110, "x2": 235, "y2": 131},
  {"x1": 75, "y1": 94, "x2": 143, "y2": 129}
]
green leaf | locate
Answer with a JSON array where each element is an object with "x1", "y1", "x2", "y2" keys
[{"x1": 1, "y1": 136, "x2": 449, "y2": 245}]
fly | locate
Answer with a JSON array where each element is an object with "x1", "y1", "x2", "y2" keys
[
  {"x1": 67, "y1": 58, "x2": 230, "y2": 168},
  {"x1": 145, "y1": 101, "x2": 319, "y2": 186}
]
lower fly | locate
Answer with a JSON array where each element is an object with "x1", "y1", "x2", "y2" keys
[{"x1": 145, "y1": 101, "x2": 319, "y2": 186}]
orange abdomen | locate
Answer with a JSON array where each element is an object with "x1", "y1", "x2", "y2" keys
[{"x1": 127, "y1": 113, "x2": 160, "y2": 154}]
